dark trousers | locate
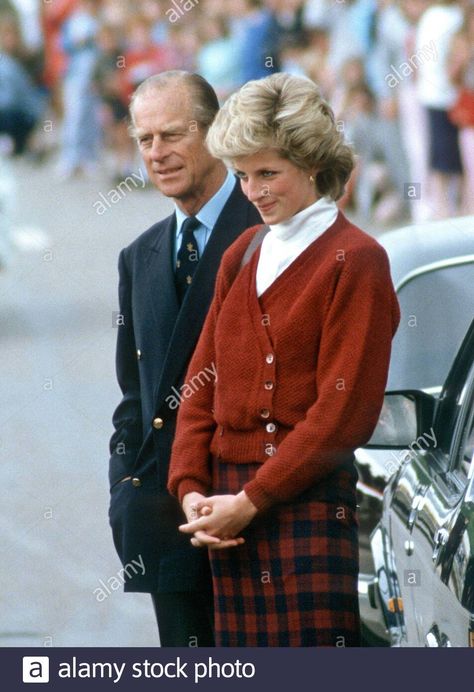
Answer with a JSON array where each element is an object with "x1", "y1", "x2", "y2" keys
[
  {"x1": 0, "y1": 109, "x2": 36, "y2": 154},
  {"x1": 151, "y1": 590, "x2": 215, "y2": 647}
]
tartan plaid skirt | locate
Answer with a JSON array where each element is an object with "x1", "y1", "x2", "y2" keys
[{"x1": 209, "y1": 460, "x2": 361, "y2": 647}]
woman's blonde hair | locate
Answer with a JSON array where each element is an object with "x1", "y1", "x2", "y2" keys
[{"x1": 206, "y1": 73, "x2": 355, "y2": 200}]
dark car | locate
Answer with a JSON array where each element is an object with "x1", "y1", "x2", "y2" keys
[
  {"x1": 355, "y1": 215, "x2": 474, "y2": 643},
  {"x1": 364, "y1": 318, "x2": 474, "y2": 646}
]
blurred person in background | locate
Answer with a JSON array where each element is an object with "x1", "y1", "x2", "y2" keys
[
  {"x1": 41, "y1": 0, "x2": 77, "y2": 120},
  {"x1": 298, "y1": 26, "x2": 333, "y2": 95},
  {"x1": 236, "y1": 0, "x2": 279, "y2": 82},
  {"x1": 0, "y1": 12, "x2": 45, "y2": 155},
  {"x1": 196, "y1": 14, "x2": 240, "y2": 101},
  {"x1": 58, "y1": 0, "x2": 101, "y2": 177},
  {"x1": 416, "y1": 0, "x2": 464, "y2": 218},
  {"x1": 94, "y1": 23, "x2": 135, "y2": 182},
  {"x1": 278, "y1": 34, "x2": 310, "y2": 78},
  {"x1": 344, "y1": 81, "x2": 406, "y2": 223},
  {"x1": 108, "y1": 71, "x2": 261, "y2": 647},
  {"x1": 266, "y1": 0, "x2": 306, "y2": 54},
  {"x1": 306, "y1": 0, "x2": 375, "y2": 89},
  {"x1": 140, "y1": 0, "x2": 169, "y2": 45},
  {"x1": 120, "y1": 16, "x2": 172, "y2": 105},
  {"x1": 7, "y1": 0, "x2": 42, "y2": 53},
  {"x1": 100, "y1": 0, "x2": 130, "y2": 28},
  {"x1": 372, "y1": 0, "x2": 433, "y2": 222},
  {"x1": 164, "y1": 22, "x2": 199, "y2": 72},
  {"x1": 0, "y1": 10, "x2": 43, "y2": 84},
  {"x1": 448, "y1": 2, "x2": 474, "y2": 214},
  {"x1": 331, "y1": 56, "x2": 366, "y2": 117}
]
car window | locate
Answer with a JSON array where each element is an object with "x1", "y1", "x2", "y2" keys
[{"x1": 387, "y1": 262, "x2": 474, "y2": 391}]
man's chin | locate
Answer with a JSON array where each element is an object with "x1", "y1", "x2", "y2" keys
[{"x1": 154, "y1": 178, "x2": 187, "y2": 199}]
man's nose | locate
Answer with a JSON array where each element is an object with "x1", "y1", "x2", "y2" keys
[{"x1": 149, "y1": 137, "x2": 168, "y2": 160}]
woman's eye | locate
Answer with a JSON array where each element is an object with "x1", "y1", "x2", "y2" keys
[
  {"x1": 235, "y1": 171, "x2": 247, "y2": 180},
  {"x1": 262, "y1": 171, "x2": 276, "y2": 178}
]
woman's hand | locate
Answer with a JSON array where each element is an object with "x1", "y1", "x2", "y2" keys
[
  {"x1": 181, "y1": 491, "x2": 238, "y2": 549},
  {"x1": 182, "y1": 491, "x2": 210, "y2": 523},
  {"x1": 179, "y1": 491, "x2": 258, "y2": 550}
]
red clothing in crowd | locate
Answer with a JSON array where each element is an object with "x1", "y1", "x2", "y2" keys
[
  {"x1": 41, "y1": 0, "x2": 77, "y2": 88},
  {"x1": 120, "y1": 45, "x2": 171, "y2": 103}
]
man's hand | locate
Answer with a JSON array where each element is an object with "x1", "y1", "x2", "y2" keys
[{"x1": 179, "y1": 491, "x2": 258, "y2": 550}]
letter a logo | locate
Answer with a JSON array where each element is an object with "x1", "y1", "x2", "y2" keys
[{"x1": 22, "y1": 657, "x2": 50, "y2": 683}]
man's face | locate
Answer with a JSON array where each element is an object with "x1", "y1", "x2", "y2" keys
[{"x1": 132, "y1": 85, "x2": 222, "y2": 213}]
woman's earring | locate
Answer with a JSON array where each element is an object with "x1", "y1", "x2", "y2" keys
[{"x1": 309, "y1": 175, "x2": 315, "y2": 183}]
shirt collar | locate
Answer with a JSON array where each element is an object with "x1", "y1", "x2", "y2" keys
[
  {"x1": 175, "y1": 170, "x2": 236, "y2": 237},
  {"x1": 269, "y1": 197, "x2": 338, "y2": 243}
]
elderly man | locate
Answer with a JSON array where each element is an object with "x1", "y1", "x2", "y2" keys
[{"x1": 108, "y1": 71, "x2": 261, "y2": 647}]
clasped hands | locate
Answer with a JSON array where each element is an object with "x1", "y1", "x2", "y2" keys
[{"x1": 181, "y1": 491, "x2": 258, "y2": 550}]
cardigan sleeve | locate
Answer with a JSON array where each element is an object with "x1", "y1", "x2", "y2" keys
[
  {"x1": 167, "y1": 225, "x2": 263, "y2": 503},
  {"x1": 243, "y1": 243, "x2": 401, "y2": 511}
]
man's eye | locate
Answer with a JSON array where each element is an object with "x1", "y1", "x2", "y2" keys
[
  {"x1": 138, "y1": 137, "x2": 151, "y2": 147},
  {"x1": 166, "y1": 133, "x2": 184, "y2": 140}
]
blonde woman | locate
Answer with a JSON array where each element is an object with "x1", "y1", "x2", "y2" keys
[{"x1": 168, "y1": 73, "x2": 400, "y2": 647}]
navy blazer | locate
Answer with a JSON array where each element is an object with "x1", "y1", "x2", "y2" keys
[{"x1": 108, "y1": 180, "x2": 261, "y2": 593}]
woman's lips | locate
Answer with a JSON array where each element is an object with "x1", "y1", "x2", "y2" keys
[{"x1": 257, "y1": 200, "x2": 277, "y2": 213}]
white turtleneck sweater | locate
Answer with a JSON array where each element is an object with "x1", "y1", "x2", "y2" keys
[{"x1": 256, "y1": 197, "x2": 339, "y2": 297}]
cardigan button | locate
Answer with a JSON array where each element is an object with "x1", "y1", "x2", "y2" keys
[
  {"x1": 152, "y1": 417, "x2": 164, "y2": 429},
  {"x1": 264, "y1": 381, "x2": 274, "y2": 390},
  {"x1": 265, "y1": 353, "x2": 274, "y2": 364},
  {"x1": 131, "y1": 477, "x2": 142, "y2": 488},
  {"x1": 260, "y1": 408, "x2": 270, "y2": 419},
  {"x1": 266, "y1": 422, "x2": 277, "y2": 433}
]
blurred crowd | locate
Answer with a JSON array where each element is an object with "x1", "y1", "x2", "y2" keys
[{"x1": 1, "y1": 0, "x2": 474, "y2": 224}]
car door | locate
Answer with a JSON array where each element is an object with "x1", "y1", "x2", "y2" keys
[
  {"x1": 384, "y1": 320, "x2": 474, "y2": 645},
  {"x1": 410, "y1": 357, "x2": 474, "y2": 647},
  {"x1": 385, "y1": 432, "x2": 446, "y2": 645}
]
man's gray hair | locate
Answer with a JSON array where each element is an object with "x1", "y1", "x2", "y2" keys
[{"x1": 129, "y1": 70, "x2": 220, "y2": 137}]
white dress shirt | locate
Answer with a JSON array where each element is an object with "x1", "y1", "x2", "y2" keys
[{"x1": 256, "y1": 197, "x2": 339, "y2": 297}]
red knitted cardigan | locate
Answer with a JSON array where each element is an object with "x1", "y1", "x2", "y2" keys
[{"x1": 168, "y1": 212, "x2": 400, "y2": 511}]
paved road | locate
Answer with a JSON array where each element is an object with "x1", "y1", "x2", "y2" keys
[
  {"x1": 0, "y1": 156, "x2": 386, "y2": 647},
  {"x1": 0, "y1": 157, "x2": 174, "y2": 646}
]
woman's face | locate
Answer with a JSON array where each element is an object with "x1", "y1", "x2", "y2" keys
[{"x1": 233, "y1": 150, "x2": 319, "y2": 224}]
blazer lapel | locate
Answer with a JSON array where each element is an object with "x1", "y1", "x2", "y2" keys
[
  {"x1": 153, "y1": 181, "x2": 256, "y2": 407},
  {"x1": 141, "y1": 214, "x2": 179, "y2": 360}
]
